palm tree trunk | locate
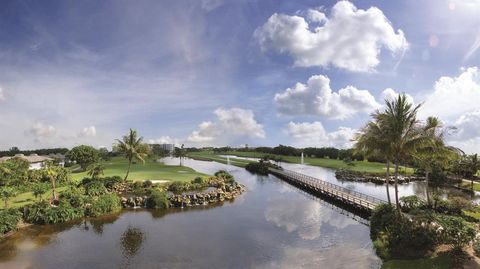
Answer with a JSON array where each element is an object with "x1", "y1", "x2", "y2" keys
[
  {"x1": 425, "y1": 171, "x2": 430, "y2": 206},
  {"x1": 394, "y1": 160, "x2": 400, "y2": 211},
  {"x1": 51, "y1": 178, "x2": 57, "y2": 201},
  {"x1": 124, "y1": 158, "x2": 132, "y2": 181},
  {"x1": 386, "y1": 160, "x2": 391, "y2": 205}
]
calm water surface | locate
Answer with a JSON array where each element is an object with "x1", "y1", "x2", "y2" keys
[{"x1": 0, "y1": 158, "x2": 403, "y2": 269}]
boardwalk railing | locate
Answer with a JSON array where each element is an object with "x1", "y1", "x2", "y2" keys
[{"x1": 269, "y1": 168, "x2": 386, "y2": 211}]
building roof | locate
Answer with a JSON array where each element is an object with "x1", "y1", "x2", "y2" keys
[{"x1": 0, "y1": 154, "x2": 53, "y2": 164}]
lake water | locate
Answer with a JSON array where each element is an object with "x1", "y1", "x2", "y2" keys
[{"x1": 1, "y1": 157, "x2": 470, "y2": 269}]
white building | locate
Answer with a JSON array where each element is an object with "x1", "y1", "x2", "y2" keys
[{"x1": 0, "y1": 154, "x2": 54, "y2": 170}]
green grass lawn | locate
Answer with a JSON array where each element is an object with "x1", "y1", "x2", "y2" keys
[
  {"x1": 0, "y1": 186, "x2": 68, "y2": 210},
  {"x1": 381, "y1": 254, "x2": 453, "y2": 269},
  {"x1": 460, "y1": 180, "x2": 480, "y2": 191},
  {"x1": 70, "y1": 157, "x2": 208, "y2": 182},
  {"x1": 219, "y1": 151, "x2": 414, "y2": 174},
  {"x1": 187, "y1": 151, "x2": 251, "y2": 168}
]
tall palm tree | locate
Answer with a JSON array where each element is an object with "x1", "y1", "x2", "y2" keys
[
  {"x1": 414, "y1": 117, "x2": 462, "y2": 205},
  {"x1": 355, "y1": 120, "x2": 393, "y2": 204},
  {"x1": 174, "y1": 144, "x2": 185, "y2": 166},
  {"x1": 377, "y1": 94, "x2": 424, "y2": 210},
  {"x1": 116, "y1": 129, "x2": 150, "y2": 181}
]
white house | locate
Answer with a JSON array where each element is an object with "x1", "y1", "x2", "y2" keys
[{"x1": 0, "y1": 154, "x2": 54, "y2": 170}]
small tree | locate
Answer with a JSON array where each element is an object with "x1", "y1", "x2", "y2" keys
[
  {"x1": 32, "y1": 183, "x2": 49, "y2": 202},
  {"x1": 66, "y1": 145, "x2": 100, "y2": 171},
  {"x1": 437, "y1": 216, "x2": 476, "y2": 251},
  {"x1": 115, "y1": 129, "x2": 150, "y2": 181},
  {"x1": 0, "y1": 187, "x2": 18, "y2": 208},
  {"x1": 87, "y1": 163, "x2": 105, "y2": 179}
]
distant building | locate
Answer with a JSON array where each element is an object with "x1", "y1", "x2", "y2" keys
[
  {"x1": 0, "y1": 154, "x2": 54, "y2": 170},
  {"x1": 160, "y1": 144, "x2": 175, "y2": 153}
]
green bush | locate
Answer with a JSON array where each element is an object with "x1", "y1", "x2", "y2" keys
[
  {"x1": 84, "y1": 180, "x2": 107, "y2": 196},
  {"x1": 0, "y1": 209, "x2": 22, "y2": 234},
  {"x1": 370, "y1": 204, "x2": 436, "y2": 259},
  {"x1": 214, "y1": 170, "x2": 235, "y2": 183},
  {"x1": 193, "y1": 177, "x2": 206, "y2": 184},
  {"x1": 60, "y1": 186, "x2": 86, "y2": 208},
  {"x1": 168, "y1": 181, "x2": 191, "y2": 192},
  {"x1": 103, "y1": 176, "x2": 123, "y2": 189},
  {"x1": 146, "y1": 190, "x2": 170, "y2": 209},
  {"x1": 400, "y1": 195, "x2": 425, "y2": 212},
  {"x1": 245, "y1": 162, "x2": 270, "y2": 175},
  {"x1": 370, "y1": 204, "x2": 397, "y2": 239},
  {"x1": 24, "y1": 201, "x2": 83, "y2": 224},
  {"x1": 474, "y1": 241, "x2": 480, "y2": 257},
  {"x1": 435, "y1": 215, "x2": 476, "y2": 250},
  {"x1": 85, "y1": 194, "x2": 122, "y2": 217},
  {"x1": 142, "y1": 180, "x2": 153, "y2": 188}
]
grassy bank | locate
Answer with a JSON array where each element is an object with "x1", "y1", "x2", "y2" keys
[
  {"x1": 459, "y1": 180, "x2": 480, "y2": 192},
  {"x1": 187, "y1": 151, "x2": 251, "y2": 168},
  {"x1": 0, "y1": 186, "x2": 68, "y2": 209},
  {"x1": 70, "y1": 157, "x2": 207, "y2": 182},
  {"x1": 218, "y1": 151, "x2": 414, "y2": 174}
]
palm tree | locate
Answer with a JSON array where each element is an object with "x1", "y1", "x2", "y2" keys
[
  {"x1": 174, "y1": 144, "x2": 185, "y2": 166},
  {"x1": 466, "y1": 154, "x2": 480, "y2": 190},
  {"x1": 377, "y1": 94, "x2": 424, "y2": 210},
  {"x1": 87, "y1": 163, "x2": 105, "y2": 179},
  {"x1": 413, "y1": 117, "x2": 462, "y2": 205},
  {"x1": 115, "y1": 129, "x2": 150, "y2": 181},
  {"x1": 46, "y1": 165, "x2": 59, "y2": 202},
  {"x1": 355, "y1": 120, "x2": 393, "y2": 204}
]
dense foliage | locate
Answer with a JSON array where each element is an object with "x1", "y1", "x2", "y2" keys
[
  {"x1": 370, "y1": 204, "x2": 436, "y2": 259},
  {"x1": 0, "y1": 209, "x2": 22, "y2": 234},
  {"x1": 146, "y1": 190, "x2": 170, "y2": 209},
  {"x1": 214, "y1": 170, "x2": 234, "y2": 184},
  {"x1": 0, "y1": 147, "x2": 69, "y2": 158},
  {"x1": 66, "y1": 145, "x2": 100, "y2": 171},
  {"x1": 24, "y1": 201, "x2": 83, "y2": 224},
  {"x1": 245, "y1": 162, "x2": 270, "y2": 175},
  {"x1": 85, "y1": 194, "x2": 122, "y2": 217}
]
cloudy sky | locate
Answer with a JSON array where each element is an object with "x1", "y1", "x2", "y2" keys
[{"x1": 1, "y1": 0, "x2": 480, "y2": 152}]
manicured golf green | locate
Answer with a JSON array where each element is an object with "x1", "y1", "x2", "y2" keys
[{"x1": 70, "y1": 157, "x2": 208, "y2": 182}]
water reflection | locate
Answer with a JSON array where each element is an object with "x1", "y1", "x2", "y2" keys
[
  {"x1": 0, "y1": 157, "x2": 382, "y2": 269},
  {"x1": 120, "y1": 226, "x2": 145, "y2": 258}
]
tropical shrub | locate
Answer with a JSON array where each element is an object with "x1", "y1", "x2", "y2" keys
[
  {"x1": 245, "y1": 162, "x2": 269, "y2": 175},
  {"x1": 0, "y1": 209, "x2": 22, "y2": 234},
  {"x1": 0, "y1": 186, "x2": 18, "y2": 209},
  {"x1": 435, "y1": 215, "x2": 476, "y2": 250},
  {"x1": 370, "y1": 204, "x2": 436, "y2": 258},
  {"x1": 214, "y1": 170, "x2": 235, "y2": 183},
  {"x1": 146, "y1": 190, "x2": 170, "y2": 209},
  {"x1": 474, "y1": 241, "x2": 480, "y2": 257},
  {"x1": 400, "y1": 195, "x2": 425, "y2": 212},
  {"x1": 193, "y1": 177, "x2": 206, "y2": 184},
  {"x1": 168, "y1": 181, "x2": 191, "y2": 192},
  {"x1": 85, "y1": 194, "x2": 122, "y2": 217},
  {"x1": 84, "y1": 180, "x2": 107, "y2": 196},
  {"x1": 142, "y1": 180, "x2": 153, "y2": 188},
  {"x1": 24, "y1": 201, "x2": 83, "y2": 224},
  {"x1": 60, "y1": 186, "x2": 86, "y2": 208},
  {"x1": 32, "y1": 183, "x2": 50, "y2": 202},
  {"x1": 103, "y1": 176, "x2": 123, "y2": 190}
]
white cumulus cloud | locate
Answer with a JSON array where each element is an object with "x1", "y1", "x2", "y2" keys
[
  {"x1": 27, "y1": 122, "x2": 56, "y2": 139},
  {"x1": 275, "y1": 75, "x2": 380, "y2": 119},
  {"x1": 285, "y1": 121, "x2": 356, "y2": 148},
  {"x1": 187, "y1": 108, "x2": 265, "y2": 145},
  {"x1": 254, "y1": 1, "x2": 408, "y2": 72},
  {"x1": 79, "y1": 126, "x2": 97, "y2": 137},
  {"x1": 148, "y1": 136, "x2": 180, "y2": 145},
  {"x1": 421, "y1": 67, "x2": 480, "y2": 120}
]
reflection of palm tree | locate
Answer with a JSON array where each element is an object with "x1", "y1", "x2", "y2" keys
[{"x1": 120, "y1": 226, "x2": 145, "y2": 260}]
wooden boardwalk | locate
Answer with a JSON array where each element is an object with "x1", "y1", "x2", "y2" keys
[{"x1": 269, "y1": 168, "x2": 386, "y2": 212}]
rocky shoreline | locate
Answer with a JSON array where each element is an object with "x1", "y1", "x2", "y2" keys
[
  {"x1": 120, "y1": 181, "x2": 246, "y2": 208},
  {"x1": 335, "y1": 169, "x2": 425, "y2": 184}
]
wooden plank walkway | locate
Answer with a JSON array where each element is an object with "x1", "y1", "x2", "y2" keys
[{"x1": 269, "y1": 168, "x2": 386, "y2": 211}]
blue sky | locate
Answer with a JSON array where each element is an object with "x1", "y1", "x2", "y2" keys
[{"x1": 0, "y1": 0, "x2": 480, "y2": 152}]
